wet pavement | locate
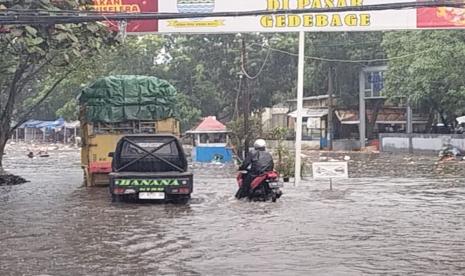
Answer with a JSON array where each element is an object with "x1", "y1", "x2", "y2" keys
[{"x1": 1, "y1": 146, "x2": 465, "y2": 275}]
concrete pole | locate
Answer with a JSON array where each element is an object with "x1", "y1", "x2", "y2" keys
[
  {"x1": 327, "y1": 66, "x2": 333, "y2": 150},
  {"x1": 359, "y1": 71, "x2": 366, "y2": 148},
  {"x1": 406, "y1": 102, "x2": 413, "y2": 134},
  {"x1": 406, "y1": 101, "x2": 413, "y2": 153},
  {"x1": 74, "y1": 127, "x2": 77, "y2": 147},
  {"x1": 241, "y1": 38, "x2": 250, "y2": 158},
  {"x1": 294, "y1": 31, "x2": 305, "y2": 186}
]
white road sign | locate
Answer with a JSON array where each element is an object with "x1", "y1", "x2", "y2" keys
[{"x1": 312, "y1": 162, "x2": 349, "y2": 179}]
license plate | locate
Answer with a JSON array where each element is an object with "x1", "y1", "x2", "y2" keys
[
  {"x1": 268, "y1": 181, "x2": 283, "y2": 188},
  {"x1": 139, "y1": 192, "x2": 165, "y2": 200}
]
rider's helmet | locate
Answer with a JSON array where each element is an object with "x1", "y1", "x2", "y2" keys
[{"x1": 253, "y1": 139, "x2": 267, "y2": 150}]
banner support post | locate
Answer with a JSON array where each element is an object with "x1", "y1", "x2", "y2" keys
[{"x1": 295, "y1": 31, "x2": 305, "y2": 186}]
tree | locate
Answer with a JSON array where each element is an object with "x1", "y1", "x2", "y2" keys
[
  {"x1": 382, "y1": 30, "x2": 465, "y2": 129},
  {"x1": 40, "y1": 35, "x2": 165, "y2": 121},
  {"x1": 0, "y1": 0, "x2": 116, "y2": 168}
]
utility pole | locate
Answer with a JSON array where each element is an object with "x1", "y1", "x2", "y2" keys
[
  {"x1": 294, "y1": 31, "x2": 305, "y2": 186},
  {"x1": 327, "y1": 65, "x2": 334, "y2": 150},
  {"x1": 406, "y1": 99, "x2": 413, "y2": 134},
  {"x1": 241, "y1": 37, "x2": 250, "y2": 158},
  {"x1": 359, "y1": 70, "x2": 366, "y2": 149}
]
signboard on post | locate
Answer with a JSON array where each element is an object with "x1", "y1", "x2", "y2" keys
[
  {"x1": 92, "y1": 0, "x2": 465, "y2": 34},
  {"x1": 313, "y1": 161, "x2": 348, "y2": 190},
  {"x1": 312, "y1": 162, "x2": 349, "y2": 179}
]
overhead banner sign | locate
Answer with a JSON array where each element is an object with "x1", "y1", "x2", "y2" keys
[{"x1": 92, "y1": 0, "x2": 465, "y2": 33}]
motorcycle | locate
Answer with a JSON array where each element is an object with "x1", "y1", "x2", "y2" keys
[{"x1": 236, "y1": 170, "x2": 283, "y2": 202}]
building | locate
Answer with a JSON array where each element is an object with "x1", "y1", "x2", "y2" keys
[
  {"x1": 186, "y1": 116, "x2": 232, "y2": 163},
  {"x1": 260, "y1": 105, "x2": 289, "y2": 134},
  {"x1": 286, "y1": 95, "x2": 338, "y2": 148},
  {"x1": 285, "y1": 66, "x2": 428, "y2": 150}
]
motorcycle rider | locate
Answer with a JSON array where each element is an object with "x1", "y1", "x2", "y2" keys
[{"x1": 236, "y1": 139, "x2": 274, "y2": 199}]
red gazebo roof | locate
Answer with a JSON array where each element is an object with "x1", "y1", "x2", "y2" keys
[{"x1": 187, "y1": 116, "x2": 228, "y2": 133}]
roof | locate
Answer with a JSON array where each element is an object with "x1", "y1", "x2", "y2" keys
[
  {"x1": 457, "y1": 116, "x2": 465, "y2": 124},
  {"x1": 64, "y1": 121, "x2": 80, "y2": 128},
  {"x1": 19, "y1": 120, "x2": 43, "y2": 128},
  {"x1": 287, "y1": 94, "x2": 337, "y2": 102},
  {"x1": 335, "y1": 109, "x2": 429, "y2": 125},
  {"x1": 288, "y1": 108, "x2": 329, "y2": 118},
  {"x1": 187, "y1": 116, "x2": 228, "y2": 134},
  {"x1": 19, "y1": 118, "x2": 64, "y2": 129}
]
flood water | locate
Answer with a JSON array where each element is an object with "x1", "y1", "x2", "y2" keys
[{"x1": 1, "y1": 148, "x2": 465, "y2": 275}]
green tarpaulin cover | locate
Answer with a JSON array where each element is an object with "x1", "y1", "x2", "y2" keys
[{"x1": 79, "y1": 75, "x2": 177, "y2": 123}]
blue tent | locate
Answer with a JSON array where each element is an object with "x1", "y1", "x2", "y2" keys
[
  {"x1": 20, "y1": 118, "x2": 65, "y2": 129},
  {"x1": 35, "y1": 118, "x2": 65, "y2": 130},
  {"x1": 19, "y1": 120, "x2": 44, "y2": 128}
]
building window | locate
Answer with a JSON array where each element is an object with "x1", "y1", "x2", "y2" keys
[
  {"x1": 364, "y1": 71, "x2": 385, "y2": 98},
  {"x1": 199, "y1": 133, "x2": 227, "y2": 144}
]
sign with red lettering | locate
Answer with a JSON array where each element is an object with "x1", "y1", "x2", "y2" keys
[{"x1": 92, "y1": 0, "x2": 158, "y2": 33}]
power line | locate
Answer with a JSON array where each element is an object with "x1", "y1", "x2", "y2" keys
[
  {"x1": 241, "y1": 45, "x2": 272, "y2": 80},
  {"x1": 0, "y1": 1, "x2": 464, "y2": 25},
  {"x1": 250, "y1": 43, "x2": 434, "y2": 63}
]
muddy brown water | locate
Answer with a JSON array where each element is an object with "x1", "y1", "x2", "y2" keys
[{"x1": 1, "y1": 148, "x2": 465, "y2": 275}]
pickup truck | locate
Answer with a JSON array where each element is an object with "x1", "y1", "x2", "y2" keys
[{"x1": 109, "y1": 134, "x2": 193, "y2": 203}]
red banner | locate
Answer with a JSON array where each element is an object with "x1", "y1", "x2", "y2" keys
[
  {"x1": 417, "y1": 5, "x2": 465, "y2": 28},
  {"x1": 92, "y1": 0, "x2": 158, "y2": 33}
]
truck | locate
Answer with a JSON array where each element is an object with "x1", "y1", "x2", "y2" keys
[
  {"x1": 109, "y1": 134, "x2": 193, "y2": 203},
  {"x1": 79, "y1": 75, "x2": 180, "y2": 187}
]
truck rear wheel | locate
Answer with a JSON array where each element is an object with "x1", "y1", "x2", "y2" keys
[
  {"x1": 111, "y1": 193, "x2": 122, "y2": 202},
  {"x1": 167, "y1": 194, "x2": 191, "y2": 204}
]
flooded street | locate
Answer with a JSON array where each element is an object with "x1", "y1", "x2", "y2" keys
[{"x1": 1, "y1": 148, "x2": 465, "y2": 275}]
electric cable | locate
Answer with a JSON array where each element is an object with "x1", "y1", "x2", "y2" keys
[
  {"x1": 249, "y1": 42, "x2": 434, "y2": 63},
  {"x1": 241, "y1": 45, "x2": 272, "y2": 80},
  {"x1": 0, "y1": 1, "x2": 464, "y2": 25}
]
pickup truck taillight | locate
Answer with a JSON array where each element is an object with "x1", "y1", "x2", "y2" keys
[
  {"x1": 113, "y1": 188, "x2": 136, "y2": 195},
  {"x1": 171, "y1": 188, "x2": 190, "y2": 194}
]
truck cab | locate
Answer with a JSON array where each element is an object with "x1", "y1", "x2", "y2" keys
[{"x1": 109, "y1": 134, "x2": 193, "y2": 203}]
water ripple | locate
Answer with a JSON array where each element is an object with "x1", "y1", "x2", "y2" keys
[{"x1": 1, "y1": 149, "x2": 465, "y2": 275}]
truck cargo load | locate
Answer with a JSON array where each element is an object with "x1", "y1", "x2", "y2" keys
[{"x1": 79, "y1": 75, "x2": 178, "y2": 123}]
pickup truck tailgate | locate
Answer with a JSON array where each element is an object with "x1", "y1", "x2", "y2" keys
[{"x1": 110, "y1": 171, "x2": 193, "y2": 193}]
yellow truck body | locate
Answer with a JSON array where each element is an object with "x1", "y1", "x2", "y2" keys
[{"x1": 81, "y1": 118, "x2": 180, "y2": 186}]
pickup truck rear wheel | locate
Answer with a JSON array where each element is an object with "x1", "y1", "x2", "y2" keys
[
  {"x1": 167, "y1": 194, "x2": 191, "y2": 204},
  {"x1": 111, "y1": 194, "x2": 122, "y2": 202}
]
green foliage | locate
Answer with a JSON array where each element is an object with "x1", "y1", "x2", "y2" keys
[
  {"x1": 0, "y1": 0, "x2": 117, "y2": 166},
  {"x1": 271, "y1": 126, "x2": 294, "y2": 177},
  {"x1": 4, "y1": 31, "x2": 387, "y2": 137},
  {"x1": 301, "y1": 32, "x2": 384, "y2": 106},
  {"x1": 382, "y1": 30, "x2": 465, "y2": 124},
  {"x1": 227, "y1": 115, "x2": 262, "y2": 158},
  {"x1": 175, "y1": 94, "x2": 202, "y2": 132},
  {"x1": 56, "y1": 99, "x2": 78, "y2": 121},
  {"x1": 271, "y1": 126, "x2": 288, "y2": 141}
]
